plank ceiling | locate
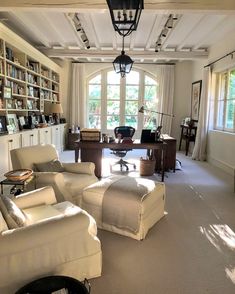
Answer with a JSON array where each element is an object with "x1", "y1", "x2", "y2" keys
[{"x1": 0, "y1": 0, "x2": 235, "y2": 64}]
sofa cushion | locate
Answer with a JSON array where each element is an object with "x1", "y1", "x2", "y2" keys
[
  {"x1": 63, "y1": 172, "x2": 98, "y2": 197},
  {"x1": 0, "y1": 195, "x2": 26, "y2": 229},
  {"x1": 23, "y1": 205, "x2": 62, "y2": 225},
  {"x1": 34, "y1": 159, "x2": 65, "y2": 172},
  {"x1": 0, "y1": 211, "x2": 8, "y2": 232}
]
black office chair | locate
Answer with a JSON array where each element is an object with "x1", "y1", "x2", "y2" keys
[
  {"x1": 15, "y1": 275, "x2": 91, "y2": 294},
  {"x1": 110, "y1": 126, "x2": 136, "y2": 172}
]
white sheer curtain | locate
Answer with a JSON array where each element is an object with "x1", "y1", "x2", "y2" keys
[
  {"x1": 70, "y1": 63, "x2": 86, "y2": 128},
  {"x1": 158, "y1": 65, "x2": 174, "y2": 134},
  {"x1": 192, "y1": 66, "x2": 212, "y2": 161}
]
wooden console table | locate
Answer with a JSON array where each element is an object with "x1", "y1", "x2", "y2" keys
[
  {"x1": 179, "y1": 124, "x2": 197, "y2": 156},
  {"x1": 74, "y1": 140, "x2": 166, "y2": 181}
]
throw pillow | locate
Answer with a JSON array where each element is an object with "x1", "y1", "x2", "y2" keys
[
  {"x1": 0, "y1": 195, "x2": 26, "y2": 229},
  {"x1": 0, "y1": 211, "x2": 8, "y2": 232},
  {"x1": 34, "y1": 159, "x2": 65, "y2": 172}
]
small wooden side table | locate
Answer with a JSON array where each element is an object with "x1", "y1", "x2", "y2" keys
[
  {"x1": 67, "y1": 133, "x2": 80, "y2": 150},
  {"x1": 0, "y1": 175, "x2": 36, "y2": 195}
]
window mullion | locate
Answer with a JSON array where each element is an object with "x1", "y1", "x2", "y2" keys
[{"x1": 120, "y1": 77, "x2": 125, "y2": 125}]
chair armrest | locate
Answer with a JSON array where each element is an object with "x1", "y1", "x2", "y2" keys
[
  {"x1": 0, "y1": 210, "x2": 101, "y2": 288},
  {"x1": 13, "y1": 186, "x2": 57, "y2": 209},
  {"x1": 34, "y1": 172, "x2": 73, "y2": 203},
  {"x1": 62, "y1": 162, "x2": 95, "y2": 175}
]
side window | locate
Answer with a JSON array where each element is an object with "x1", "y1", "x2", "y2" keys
[{"x1": 215, "y1": 69, "x2": 235, "y2": 132}]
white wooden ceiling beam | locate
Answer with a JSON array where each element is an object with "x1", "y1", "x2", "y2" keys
[
  {"x1": 145, "y1": 14, "x2": 166, "y2": 50},
  {"x1": 9, "y1": 11, "x2": 51, "y2": 48},
  {"x1": 65, "y1": 13, "x2": 84, "y2": 48},
  {"x1": 193, "y1": 15, "x2": 228, "y2": 50},
  {"x1": 176, "y1": 15, "x2": 206, "y2": 50},
  {"x1": 41, "y1": 48, "x2": 208, "y2": 60},
  {"x1": 88, "y1": 13, "x2": 100, "y2": 49},
  {"x1": 40, "y1": 12, "x2": 65, "y2": 47},
  {"x1": 1, "y1": 1, "x2": 235, "y2": 11}
]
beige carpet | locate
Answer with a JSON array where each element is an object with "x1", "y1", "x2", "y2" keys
[{"x1": 60, "y1": 150, "x2": 235, "y2": 294}]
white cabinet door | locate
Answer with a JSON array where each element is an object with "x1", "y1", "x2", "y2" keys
[
  {"x1": 60, "y1": 124, "x2": 67, "y2": 151},
  {"x1": 0, "y1": 133, "x2": 21, "y2": 178},
  {"x1": 51, "y1": 125, "x2": 61, "y2": 153},
  {"x1": 38, "y1": 127, "x2": 52, "y2": 145},
  {"x1": 21, "y1": 130, "x2": 38, "y2": 147}
]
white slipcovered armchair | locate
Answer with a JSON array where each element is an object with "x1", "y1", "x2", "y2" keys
[
  {"x1": 0, "y1": 186, "x2": 102, "y2": 294},
  {"x1": 10, "y1": 144, "x2": 98, "y2": 205}
]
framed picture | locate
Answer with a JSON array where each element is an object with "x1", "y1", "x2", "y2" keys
[
  {"x1": 191, "y1": 80, "x2": 202, "y2": 121},
  {"x1": 6, "y1": 113, "x2": 19, "y2": 133},
  {"x1": 0, "y1": 116, "x2": 7, "y2": 134},
  {"x1": 2, "y1": 86, "x2": 12, "y2": 99}
]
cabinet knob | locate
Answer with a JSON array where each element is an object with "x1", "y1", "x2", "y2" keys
[
  {"x1": 30, "y1": 134, "x2": 34, "y2": 137},
  {"x1": 8, "y1": 139, "x2": 13, "y2": 143},
  {"x1": 45, "y1": 131, "x2": 48, "y2": 133}
]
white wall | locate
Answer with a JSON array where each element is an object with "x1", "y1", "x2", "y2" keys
[{"x1": 172, "y1": 61, "x2": 193, "y2": 147}]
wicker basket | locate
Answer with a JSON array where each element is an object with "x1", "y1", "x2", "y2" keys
[
  {"x1": 139, "y1": 158, "x2": 156, "y2": 176},
  {"x1": 4, "y1": 169, "x2": 33, "y2": 181}
]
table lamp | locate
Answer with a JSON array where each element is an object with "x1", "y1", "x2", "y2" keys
[{"x1": 50, "y1": 102, "x2": 63, "y2": 125}]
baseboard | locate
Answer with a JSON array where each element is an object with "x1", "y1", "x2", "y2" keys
[{"x1": 207, "y1": 155, "x2": 235, "y2": 176}]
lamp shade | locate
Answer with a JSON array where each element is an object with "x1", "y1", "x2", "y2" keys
[
  {"x1": 50, "y1": 103, "x2": 63, "y2": 114},
  {"x1": 113, "y1": 50, "x2": 133, "y2": 78}
]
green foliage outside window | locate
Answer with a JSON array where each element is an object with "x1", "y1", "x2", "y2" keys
[{"x1": 88, "y1": 70, "x2": 159, "y2": 131}]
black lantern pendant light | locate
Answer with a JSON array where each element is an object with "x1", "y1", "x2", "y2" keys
[
  {"x1": 106, "y1": 0, "x2": 144, "y2": 37},
  {"x1": 113, "y1": 35, "x2": 133, "y2": 78}
]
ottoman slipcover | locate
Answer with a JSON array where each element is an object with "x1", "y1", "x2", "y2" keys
[{"x1": 82, "y1": 175, "x2": 165, "y2": 240}]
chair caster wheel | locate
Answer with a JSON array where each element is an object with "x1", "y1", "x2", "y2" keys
[
  {"x1": 133, "y1": 164, "x2": 136, "y2": 169},
  {"x1": 126, "y1": 167, "x2": 129, "y2": 171}
]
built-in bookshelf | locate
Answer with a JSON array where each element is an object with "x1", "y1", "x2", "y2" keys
[{"x1": 0, "y1": 37, "x2": 60, "y2": 116}]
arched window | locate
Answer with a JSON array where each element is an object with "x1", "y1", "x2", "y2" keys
[{"x1": 87, "y1": 68, "x2": 159, "y2": 135}]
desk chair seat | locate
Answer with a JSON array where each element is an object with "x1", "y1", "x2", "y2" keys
[{"x1": 110, "y1": 126, "x2": 136, "y2": 172}]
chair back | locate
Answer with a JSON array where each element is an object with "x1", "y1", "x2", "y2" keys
[
  {"x1": 114, "y1": 126, "x2": 135, "y2": 139},
  {"x1": 10, "y1": 144, "x2": 58, "y2": 170},
  {"x1": 15, "y1": 275, "x2": 90, "y2": 294}
]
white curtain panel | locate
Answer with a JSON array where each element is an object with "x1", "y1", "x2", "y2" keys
[
  {"x1": 192, "y1": 66, "x2": 211, "y2": 161},
  {"x1": 70, "y1": 63, "x2": 86, "y2": 128},
  {"x1": 158, "y1": 65, "x2": 174, "y2": 134}
]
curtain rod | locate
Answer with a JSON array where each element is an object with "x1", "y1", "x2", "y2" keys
[
  {"x1": 204, "y1": 49, "x2": 235, "y2": 68},
  {"x1": 71, "y1": 61, "x2": 175, "y2": 65}
]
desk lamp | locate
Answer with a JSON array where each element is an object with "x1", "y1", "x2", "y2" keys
[
  {"x1": 139, "y1": 106, "x2": 174, "y2": 141},
  {"x1": 50, "y1": 102, "x2": 63, "y2": 125}
]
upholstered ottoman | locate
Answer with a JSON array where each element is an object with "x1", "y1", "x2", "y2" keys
[{"x1": 82, "y1": 175, "x2": 165, "y2": 240}]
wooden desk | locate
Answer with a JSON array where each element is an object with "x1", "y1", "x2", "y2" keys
[
  {"x1": 154, "y1": 134, "x2": 176, "y2": 172},
  {"x1": 179, "y1": 124, "x2": 197, "y2": 156},
  {"x1": 74, "y1": 141, "x2": 166, "y2": 181}
]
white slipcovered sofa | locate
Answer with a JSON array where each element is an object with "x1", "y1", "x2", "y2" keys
[
  {"x1": 10, "y1": 144, "x2": 98, "y2": 205},
  {"x1": 0, "y1": 186, "x2": 102, "y2": 294}
]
